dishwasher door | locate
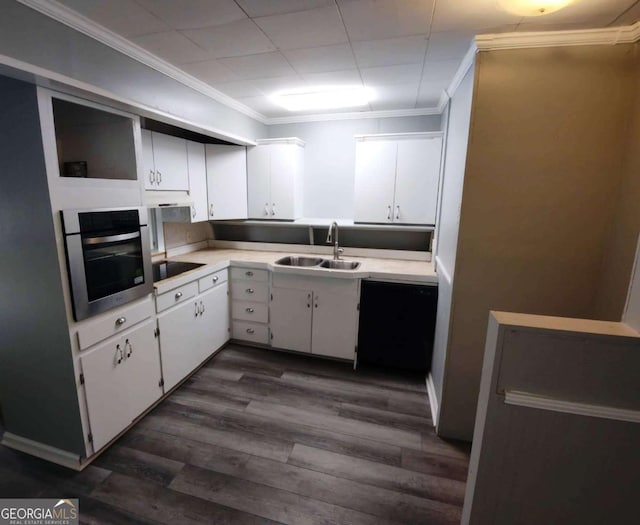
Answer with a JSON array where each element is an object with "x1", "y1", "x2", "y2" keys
[{"x1": 357, "y1": 280, "x2": 438, "y2": 371}]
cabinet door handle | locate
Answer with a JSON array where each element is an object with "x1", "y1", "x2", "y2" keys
[
  {"x1": 195, "y1": 302, "x2": 199, "y2": 317},
  {"x1": 246, "y1": 328, "x2": 255, "y2": 334},
  {"x1": 271, "y1": 203, "x2": 276, "y2": 216},
  {"x1": 157, "y1": 170, "x2": 162, "y2": 184},
  {"x1": 246, "y1": 288, "x2": 254, "y2": 294},
  {"x1": 115, "y1": 316, "x2": 126, "y2": 326},
  {"x1": 125, "y1": 339, "x2": 132, "y2": 358},
  {"x1": 245, "y1": 307, "x2": 254, "y2": 313},
  {"x1": 192, "y1": 205, "x2": 196, "y2": 219},
  {"x1": 175, "y1": 291, "x2": 183, "y2": 300},
  {"x1": 149, "y1": 170, "x2": 155, "y2": 184},
  {"x1": 116, "y1": 344, "x2": 123, "y2": 365},
  {"x1": 387, "y1": 205, "x2": 391, "y2": 220},
  {"x1": 395, "y1": 205, "x2": 400, "y2": 220},
  {"x1": 213, "y1": 275, "x2": 219, "y2": 283},
  {"x1": 245, "y1": 271, "x2": 254, "y2": 277},
  {"x1": 264, "y1": 203, "x2": 269, "y2": 216},
  {"x1": 200, "y1": 301, "x2": 205, "y2": 314},
  {"x1": 209, "y1": 204, "x2": 214, "y2": 217}
]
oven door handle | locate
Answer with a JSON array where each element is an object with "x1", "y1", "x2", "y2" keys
[{"x1": 82, "y1": 231, "x2": 141, "y2": 245}]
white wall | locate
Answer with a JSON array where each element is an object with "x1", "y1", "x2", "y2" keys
[{"x1": 268, "y1": 115, "x2": 441, "y2": 219}]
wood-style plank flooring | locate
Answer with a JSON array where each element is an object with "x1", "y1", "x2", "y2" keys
[{"x1": 0, "y1": 344, "x2": 471, "y2": 524}]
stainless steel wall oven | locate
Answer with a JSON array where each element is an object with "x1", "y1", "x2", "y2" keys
[{"x1": 61, "y1": 207, "x2": 152, "y2": 321}]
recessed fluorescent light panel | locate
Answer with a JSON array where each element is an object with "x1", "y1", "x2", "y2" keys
[{"x1": 271, "y1": 86, "x2": 373, "y2": 112}]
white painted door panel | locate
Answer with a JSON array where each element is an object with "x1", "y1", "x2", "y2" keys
[
  {"x1": 311, "y1": 291, "x2": 358, "y2": 360},
  {"x1": 199, "y1": 283, "x2": 230, "y2": 360},
  {"x1": 158, "y1": 299, "x2": 201, "y2": 391},
  {"x1": 394, "y1": 137, "x2": 442, "y2": 224},
  {"x1": 151, "y1": 132, "x2": 188, "y2": 191},
  {"x1": 247, "y1": 145, "x2": 271, "y2": 219},
  {"x1": 141, "y1": 129, "x2": 156, "y2": 189},
  {"x1": 270, "y1": 287, "x2": 312, "y2": 353},
  {"x1": 186, "y1": 141, "x2": 209, "y2": 222},
  {"x1": 354, "y1": 140, "x2": 397, "y2": 223},
  {"x1": 270, "y1": 143, "x2": 296, "y2": 220},
  {"x1": 206, "y1": 145, "x2": 248, "y2": 220}
]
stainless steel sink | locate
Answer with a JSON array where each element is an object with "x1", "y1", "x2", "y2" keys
[
  {"x1": 275, "y1": 256, "x2": 324, "y2": 267},
  {"x1": 319, "y1": 259, "x2": 361, "y2": 270}
]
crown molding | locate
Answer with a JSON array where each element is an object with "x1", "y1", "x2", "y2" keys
[
  {"x1": 444, "y1": 42, "x2": 478, "y2": 102},
  {"x1": 264, "y1": 106, "x2": 442, "y2": 125},
  {"x1": 476, "y1": 21, "x2": 640, "y2": 51},
  {"x1": 17, "y1": 0, "x2": 268, "y2": 124}
]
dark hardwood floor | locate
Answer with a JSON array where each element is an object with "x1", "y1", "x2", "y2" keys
[{"x1": 0, "y1": 344, "x2": 471, "y2": 524}]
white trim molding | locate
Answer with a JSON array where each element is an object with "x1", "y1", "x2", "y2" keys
[
  {"x1": 354, "y1": 131, "x2": 443, "y2": 141},
  {"x1": 256, "y1": 137, "x2": 306, "y2": 147},
  {"x1": 504, "y1": 390, "x2": 640, "y2": 424},
  {"x1": 426, "y1": 373, "x2": 439, "y2": 425},
  {"x1": 476, "y1": 21, "x2": 640, "y2": 51},
  {"x1": 1, "y1": 432, "x2": 83, "y2": 470},
  {"x1": 445, "y1": 42, "x2": 478, "y2": 100},
  {"x1": 434, "y1": 255, "x2": 452, "y2": 286},
  {"x1": 265, "y1": 106, "x2": 442, "y2": 125}
]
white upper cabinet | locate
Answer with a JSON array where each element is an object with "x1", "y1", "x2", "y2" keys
[
  {"x1": 142, "y1": 130, "x2": 189, "y2": 191},
  {"x1": 354, "y1": 133, "x2": 443, "y2": 225},
  {"x1": 206, "y1": 144, "x2": 248, "y2": 220},
  {"x1": 186, "y1": 141, "x2": 208, "y2": 223},
  {"x1": 247, "y1": 138, "x2": 304, "y2": 220}
]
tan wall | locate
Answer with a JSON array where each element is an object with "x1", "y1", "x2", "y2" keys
[
  {"x1": 594, "y1": 52, "x2": 640, "y2": 320},
  {"x1": 438, "y1": 44, "x2": 639, "y2": 440}
]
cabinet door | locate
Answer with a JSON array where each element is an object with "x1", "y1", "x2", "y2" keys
[
  {"x1": 394, "y1": 137, "x2": 442, "y2": 224},
  {"x1": 199, "y1": 282, "x2": 230, "y2": 360},
  {"x1": 270, "y1": 287, "x2": 312, "y2": 353},
  {"x1": 158, "y1": 299, "x2": 201, "y2": 391},
  {"x1": 186, "y1": 141, "x2": 209, "y2": 222},
  {"x1": 206, "y1": 145, "x2": 248, "y2": 220},
  {"x1": 141, "y1": 129, "x2": 156, "y2": 189},
  {"x1": 311, "y1": 290, "x2": 358, "y2": 360},
  {"x1": 354, "y1": 140, "x2": 398, "y2": 223},
  {"x1": 151, "y1": 132, "x2": 189, "y2": 191},
  {"x1": 270, "y1": 143, "x2": 298, "y2": 220},
  {"x1": 247, "y1": 145, "x2": 271, "y2": 219},
  {"x1": 80, "y1": 336, "x2": 133, "y2": 452},
  {"x1": 120, "y1": 319, "x2": 163, "y2": 418}
]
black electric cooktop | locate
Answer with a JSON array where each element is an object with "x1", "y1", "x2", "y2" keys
[{"x1": 152, "y1": 261, "x2": 205, "y2": 282}]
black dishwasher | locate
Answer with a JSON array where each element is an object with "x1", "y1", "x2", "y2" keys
[{"x1": 357, "y1": 280, "x2": 438, "y2": 372}]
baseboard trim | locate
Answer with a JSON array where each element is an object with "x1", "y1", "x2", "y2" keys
[
  {"x1": 426, "y1": 373, "x2": 439, "y2": 426},
  {"x1": 1, "y1": 432, "x2": 82, "y2": 470}
]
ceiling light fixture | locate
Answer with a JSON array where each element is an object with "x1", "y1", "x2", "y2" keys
[
  {"x1": 497, "y1": 0, "x2": 574, "y2": 16},
  {"x1": 271, "y1": 86, "x2": 373, "y2": 112}
]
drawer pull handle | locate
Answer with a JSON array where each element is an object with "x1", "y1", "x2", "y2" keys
[
  {"x1": 246, "y1": 328, "x2": 255, "y2": 334},
  {"x1": 213, "y1": 276, "x2": 219, "y2": 283},
  {"x1": 246, "y1": 307, "x2": 254, "y2": 313},
  {"x1": 115, "y1": 317, "x2": 126, "y2": 326},
  {"x1": 246, "y1": 288, "x2": 254, "y2": 294},
  {"x1": 175, "y1": 291, "x2": 183, "y2": 300},
  {"x1": 245, "y1": 271, "x2": 254, "y2": 277}
]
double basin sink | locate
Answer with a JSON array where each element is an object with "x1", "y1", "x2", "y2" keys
[{"x1": 275, "y1": 255, "x2": 361, "y2": 271}]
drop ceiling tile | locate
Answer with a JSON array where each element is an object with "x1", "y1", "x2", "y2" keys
[
  {"x1": 352, "y1": 35, "x2": 428, "y2": 68},
  {"x1": 360, "y1": 63, "x2": 423, "y2": 87},
  {"x1": 182, "y1": 19, "x2": 276, "y2": 58},
  {"x1": 134, "y1": 0, "x2": 247, "y2": 30},
  {"x1": 57, "y1": 0, "x2": 169, "y2": 37},
  {"x1": 338, "y1": 0, "x2": 435, "y2": 41},
  {"x1": 254, "y1": 6, "x2": 348, "y2": 50},
  {"x1": 235, "y1": 0, "x2": 335, "y2": 17},
  {"x1": 426, "y1": 31, "x2": 475, "y2": 61},
  {"x1": 180, "y1": 59, "x2": 240, "y2": 84},
  {"x1": 422, "y1": 59, "x2": 461, "y2": 84},
  {"x1": 302, "y1": 69, "x2": 363, "y2": 86},
  {"x1": 132, "y1": 31, "x2": 211, "y2": 64},
  {"x1": 369, "y1": 82, "x2": 419, "y2": 111},
  {"x1": 417, "y1": 80, "x2": 447, "y2": 106},
  {"x1": 284, "y1": 44, "x2": 356, "y2": 74},
  {"x1": 430, "y1": 0, "x2": 521, "y2": 32},
  {"x1": 219, "y1": 52, "x2": 297, "y2": 80},
  {"x1": 213, "y1": 80, "x2": 263, "y2": 98},
  {"x1": 250, "y1": 76, "x2": 307, "y2": 95},
  {"x1": 612, "y1": 0, "x2": 640, "y2": 24},
  {"x1": 235, "y1": 95, "x2": 284, "y2": 117}
]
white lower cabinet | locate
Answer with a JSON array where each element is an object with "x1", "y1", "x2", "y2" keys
[
  {"x1": 80, "y1": 318, "x2": 163, "y2": 452},
  {"x1": 157, "y1": 269, "x2": 229, "y2": 391},
  {"x1": 230, "y1": 267, "x2": 270, "y2": 345},
  {"x1": 270, "y1": 275, "x2": 359, "y2": 361}
]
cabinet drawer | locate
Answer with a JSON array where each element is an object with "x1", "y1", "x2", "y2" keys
[
  {"x1": 232, "y1": 321, "x2": 269, "y2": 345},
  {"x1": 231, "y1": 267, "x2": 268, "y2": 283},
  {"x1": 232, "y1": 300, "x2": 268, "y2": 323},
  {"x1": 77, "y1": 296, "x2": 154, "y2": 351},
  {"x1": 198, "y1": 269, "x2": 228, "y2": 293},
  {"x1": 156, "y1": 281, "x2": 198, "y2": 313},
  {"x1": 231, "y1": 281, "x2": 269, "y2": 303}
]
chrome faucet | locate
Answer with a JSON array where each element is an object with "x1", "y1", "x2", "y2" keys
[{"x1": 326, "y1": 221, "x2": 343, "y2": 260}]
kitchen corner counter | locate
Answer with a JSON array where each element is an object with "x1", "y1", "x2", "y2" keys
[{"x1": 154, "y1": 248, "x2": 437, "y2": 294}]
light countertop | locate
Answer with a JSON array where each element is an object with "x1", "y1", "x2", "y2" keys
[{"x1": 154, "y1": 248, "x2": 437, "y2": 294}]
